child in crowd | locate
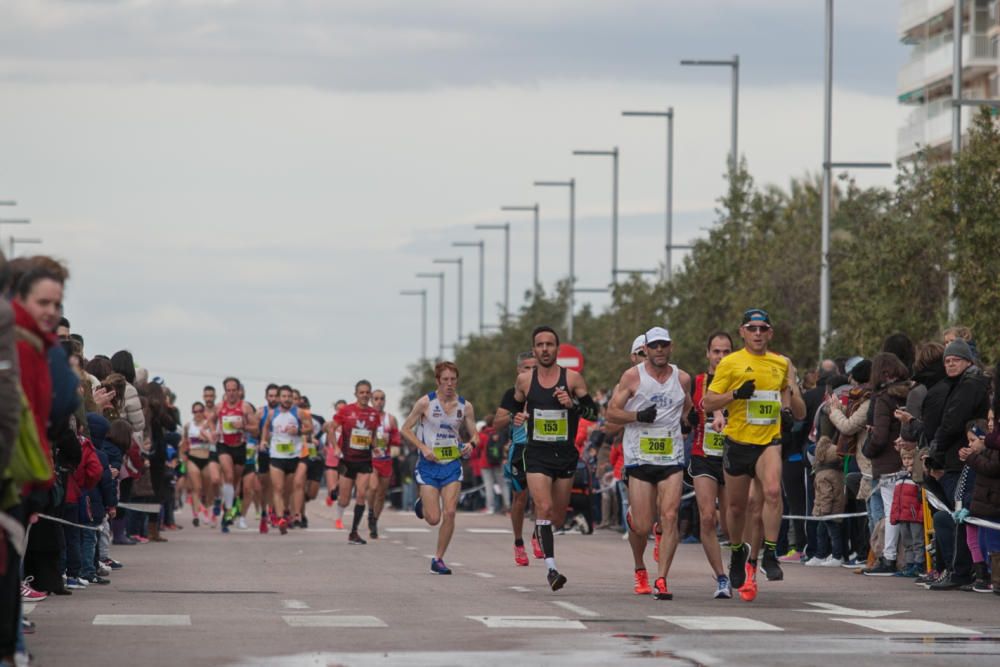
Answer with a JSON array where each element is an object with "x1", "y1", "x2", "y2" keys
[
  {"x1": 889, "y1": 447, "x2": 924, "y2": 577},
  {"x1": 959, "y1": 418, "x2": 997, "y2": 593},
  {"x1": 807, "y1": 436, "x2": 846, "y2": 566}
]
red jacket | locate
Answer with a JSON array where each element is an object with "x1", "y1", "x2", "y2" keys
[
  {"x1": 67, "y1": 437, "x2": 104, "y2": 504},
  {"x1": 13, "y1": 299, "x2": 55, "y2": 490},
  {"x1": 609, "y1": 443, "x2": 624, "y2": 481},
  {"x1": 889, "y1": 477, "x2": 923, "y2": 524}
]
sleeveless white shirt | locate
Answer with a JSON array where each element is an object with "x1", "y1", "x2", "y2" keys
[{"x1": 623, "y1": 363, "x2": 686, "y2": 467}]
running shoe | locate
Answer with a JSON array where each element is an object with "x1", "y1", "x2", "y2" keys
[
  {"x1": 192, "y1": 516, "x2": 200, "y2": 527},
  {"x1": 819, "y1": 556, "x2": 844, "y2": 567},
  {"x1": 728, "y1": 543, "x2": 748, "y2": 589},
  {"x1": 863, "y1": 558, "x2": 898, "y2": 577},
  {"x1": 431, "y1": 558, "x2": 452, "y2": 575},
  {"x1": 237, "y1": 516, "x2": 248, "y2": 530},
  {"x1": 531, "y1": 534, "x2": 544, "y2": 559},
  {"x1": 915, "y1": 569, "x2": 942, "y2": 585},
  {"x1": 97, "y1": 563, "x2": 112, "y2": 577},
  {"x1": 778, "y1": 549, "x2": 803, "y2": 563},
  {"x1": 259, "y1": 515, "x2": 269, "y2": 534},
  {"x1": 20, "y1": 578, "x2": 47, "y2": 602},
  {"x1": 325, "y1": 493, "x2": 333, "y2": 507},
  {"x1": 100, "y1": 558, "x2": 123, "y2": 570},
  {"x1": 634, "y1": 568, "x2": 652, "y2": 595},
  {"x1": 761, "y1": 548, "x2": 784, "y2": 581},
  {"x1": 84, "y1": 575, "x2": 110, "y2": 585},
  {"x1": 368, "y1": 515, "x2": 378, "y2": 540},
  {"x1": 738, "y1": 564, "x2": 758, "y2": 602},
  {"x1": 714, "y1": 574, "x2": 732, "y2": 599},
  {"x1": 653, "y1": 577, "x2": 673, "y2": 600},
  {"x1": 277, "y1": 518, "x2": 288, "y2": 535},
  {"x1": 547, "y1": 568, "x2": 567, "y2": 591},
  {"x1": 299, "y1": 515, "x2": 309, "y2": 529},
  {"x1": 65, "y1": 577, "x2": 87, "y2": 590},
  {"x1": 335, "y1": 518, "x2": 344, "y2": 530},
  {"x1": 348, "y1": 532, "x2": 367, "y2": 545},
  {"x1": 221, "y1": 519, "x2": 230, "y2": 534},
  {"x1": 804, "y1": 556, "x2": 825, "y2": 566},
  {"x1": 414, "y1": 498, "x2": 424, "y2": 520},
  {"x1": 130, "y1": 535, "x2": 150, "y2": 544},
  {"x1": 514, "y1": 544, "x2": 529, "y2": 566}
]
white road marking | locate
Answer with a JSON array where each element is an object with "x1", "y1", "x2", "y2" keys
[
  {"x1": 474, "y1": 572, "x2": 496, "y2": 578},
  {"x1": 451, "y1": 562, "x2": 464, "y2": 567},
  {"x1": 466, "y1": 528, "x2": 512, "y2": 534},
  {"x1": 22, "y1": 603, "x2": 36, "y2": 615},
  {"x1": 385, "y1": 528, "x2": 431, "y2": 533},
  {"x1": 551, "y1": 601, "x2": 600, "y2": 617},
  {"x1": 282, "y1": 600, "x2": 309, "y2": 610},
  {"x1": 798, "y1": 602, "x2": 905, "y2": 618},
  {"x1": 834, "y1": 618, "x2": 980, "y2": 635},
  {"x1": 468, "y1": 615, "x2": 586, "y2": 630},
  {"x1": 675, "y1": 651, "x2": 723, "y2": 666},
  {"x1": 391, "y1": 540, "x2": 402, "y2": 545},
  {"x1": 509, "y1": 586, "x2": 531, "y2": 593},
  {"x1": 282, "y1": 615, "x2": 387, "y2": 628},
  {"x1": 302, "y1": 528, "x2": 340, "y2": 533},
  {"x1": 93, "y1": 615, "x2": 192, "y2": 627},
  {"x1": 405, "y1": 546, "x2": 418, "y2": 550},
  {"x1": 423, "y1": 554, "x2": 436, "y2": 559},
  {"x1": 650, "y1": 616, "x2": 783, "y2": 631}
]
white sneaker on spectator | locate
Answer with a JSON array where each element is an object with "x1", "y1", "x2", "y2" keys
[
  {"x1": 97, "y1": 563, "x2": 112, "y2": 577},
  {"x1": 820, "y1": 556, "x2": 844, "y2": 567},
  {"x1": 804, "y1": 556, "x2": 826, "y2": 566}
]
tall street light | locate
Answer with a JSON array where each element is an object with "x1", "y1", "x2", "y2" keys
[
  {"x1": 416, "y1": 271, "x2": 445, "y2": 360},
  {"x1": 399, "y1": 289, "x2": 428, "y2": 360},
  {"x1": 10, "y1": 237, "x2": 42, "y2": 258},
  {"x1": 0, "y1": 218, "x2": 31, "y2": 250},
  {"x1": 623, "y1": 108, "x2": 675, "y2": 279},
  {"x1": 573, "y1": 148, "x2": 619, "y2": 283},
  {"x1": 500, "y1": 204, "x2": 540, "y2": 289},
  {"x1": 453, "y1": 240, "x2": 484, "y2": 335},
  {"x1": 433, "y1": 258, "x2": 464, "y2": 345},
  {"x1": 680, "y1": 55, "x2": 739, "y2": 170},
  {"x1": 475, "y1": 223, "x2": 510, "y2": 322},
  {"x1": 534, "y1": 179, "x2": 576, "y2": 340},
  {"x1": 819, "y1": 0, "x2": 891, "y2": 355}
]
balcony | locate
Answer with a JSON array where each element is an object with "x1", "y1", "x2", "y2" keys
[
  {"x1": 898, "y1": 32, "x2": 996, "y2": 100},
  {"x1": 899, "y1": 0, "x2": 956, "y2": 37},
  {"x1": 897, "y1": 101, "x2": 973, "y2": 158}
]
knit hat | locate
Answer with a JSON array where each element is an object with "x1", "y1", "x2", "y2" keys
[
  {"x1": 943, "y1": 338, "x2": 974, "y2": 363},
  {"x1": 848, "y1": 359, "x2": 871, "y2": 384}
]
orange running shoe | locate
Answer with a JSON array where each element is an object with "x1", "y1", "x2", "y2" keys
[
  {"x1": 259, "y1": 515, "x2": 269, "y2": 534},
  {"x1": 335, "y1": 518, "x2": 344, "y2": 530},
  {"x1": 531, "y1": 534, "x2": 544, "y2": 559},
  {"x1": 633, "y1": 568, "x2": 652, "y2": 595},
  {"x1": 653, "y1": 577, "x2": 673, "y2": 600},
  {"x1": 278, "y1": 518, "x2": 288, "y2": 535},
  {"x1": 738, "y1": 563, "x2": 758, "y2": 602},
  {"x1": 325, "y1": 495, "x2": 333, "y2": 507},
  {"x1": 514, "y1": 545, "x2": 529, "y2": 566}
]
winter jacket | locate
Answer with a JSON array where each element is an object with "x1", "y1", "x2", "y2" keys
[
  {"x1": 931, "y1": 365, "x2": 990, "y2": 472},
  {"x1": 87, "y1": 413, "x2": 123, "y2": 471},
  {"x1": 889, "y1": 477, "x2": 923, "y2": 524},
  {"x1": 47, "y1": 345, "x2": 80, "y2": 428},
  {"x1": 812, "y1": 436, "x2": 845, "y2": 517},
  {"x1": 829, "y1": 385, "x2": 871, "y2": 456},
  {"x1": 967, "y1": 426, "x2": 1000, "y2": 520},
  {"x1": 13, "y1": 299, "x2": 55, "y2": 490},
  {"x1": 81, "y1": 447, "x2": 117, "y2": 525},
  {"x1": 66, "y1": 436, "x2": 103, "y2": 504},
  {"x1": 0, "y1": 298, "x2": 20, "y2": 473},
  {"x1": 122, "y1": 381, "x2": 145, "y2": 446},
  {"x1": 864, "y1": 380, "x2": 910, "y2": 479}
]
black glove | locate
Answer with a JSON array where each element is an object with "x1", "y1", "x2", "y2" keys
[
  {"x1": 733, "y1": 379, "x2": 756, "y2": 400},
  {"x1": 636, "y1": 405, "x2": 658, "y2": 423}
]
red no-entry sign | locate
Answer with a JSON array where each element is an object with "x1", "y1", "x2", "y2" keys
[{"x1": 557, "y1": 343, "x2": 584, "y2": 372}]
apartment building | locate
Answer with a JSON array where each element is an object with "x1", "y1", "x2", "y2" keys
[{"x1": 897, "y1": 0, "x2": 1000, "y2": 160}]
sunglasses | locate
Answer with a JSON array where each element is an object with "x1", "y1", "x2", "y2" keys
[
  {"x1": 193, "y1": 408, "x2": 204, "y2": 414},
  {"x1": 744, "y1": 325, "x2": 772, "y2": 333},
  {"x1": 635, "y1": 351, "x2": 647, "y2": 358},
  {"x1": 646, "y1": 341, "x2": 671, "y2": 350}
]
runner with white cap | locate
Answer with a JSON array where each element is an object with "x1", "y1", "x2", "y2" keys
[{"x1": 607, "y1": 326, "x2": 692, "y2": 600}]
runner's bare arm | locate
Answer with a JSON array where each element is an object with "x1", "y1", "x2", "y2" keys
[
  {"x1": 782, "y1": 357, "x2": 806, "y2": 420},
  {"x1": 244, "y1": 403, "x2": 260, "y2": 438},
  {"x1": 680, "y1": 370, "x2": 694, "y2": 427},
  {"x1": 605, "y1": 368, "x2": 639, "y2": 425},
  {"x1": 400, "y1": 396, "x2": 432, "y2": 457},
  {"x1": 461, "y1": 401, "x2": 478, "y2": 456}
]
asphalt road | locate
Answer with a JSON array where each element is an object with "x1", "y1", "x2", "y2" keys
[{"x1": 24, "y1": 499, "x2": 1000, "y2": 667}]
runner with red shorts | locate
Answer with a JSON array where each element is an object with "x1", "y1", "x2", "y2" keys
[
  {"x1": 333, "y1": 382, "x2": 381, "y2": 545},
  {"x1": 216, "y1": 377, "x2": 258, "y2": 533}
]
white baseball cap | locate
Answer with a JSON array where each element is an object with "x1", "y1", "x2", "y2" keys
[
  {"x1": 644, "y1": 326, "x2": 672, "y2": 345},
  {"x1": 630, "y1": 334, "x2": 646, "y2": 354}
]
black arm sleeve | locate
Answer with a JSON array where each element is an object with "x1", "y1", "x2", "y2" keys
[{"x1": 575, "y1": 394, "x2": 600, "y2": 422}]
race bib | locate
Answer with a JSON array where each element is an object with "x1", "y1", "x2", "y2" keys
[
  {"x1": 638, "y1": 427, "x2": 676, "y2": 463},
  {"x1": 746, "y1": 390, "x2": 781, "y2": 425},
  {"x1": 533, "y1": 409, "x2": 568, "y2": 442},
  {"x1": 221, "y1": 415, "x2": 241, "y2": 435},
  {"x1": 274, "y1": 441, "x2": 296, "y2": 455},
  {"x1": 703, "y1": 430, "x2": 725, "y2": 457},
  {"x1": 350, "y1": 427, "x2": 373, "y2": 450},
  {"x1": 307, "y1": 443, "x2": 318, "y2": 458},
  {"x1": 433, "y1": 432, "x2": 460, "y2": 462},
  {"x1": 376, "y1": 426, "x2": 387, "y2": 448}
]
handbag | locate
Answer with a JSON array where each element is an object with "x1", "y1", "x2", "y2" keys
[{"x1": 1, "y1": 390, "x2": 53, "y2": 509}]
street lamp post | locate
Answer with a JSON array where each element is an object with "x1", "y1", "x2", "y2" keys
[
  {"x1": 433, "y1": 258, "x2": 464, "y2": 345},
  {"x1": 475, "y1": 223, "x2": 510, "y2": 323},
  {"x1": 573, "y1": 148, "x2": 619, "y2": 283},
  {"x1": 500, "y1": 204, "x2": 540, "y2": 290},
  {"x1": 453, "y1": 240, "x2": 485, "y2": 335},
  {"x1": 623, "y1": 108, "x2": 675, "y2": 279},
  {"x1": 399, "y1": 289, "x2": 428, "y2": 360},
  {"x1": 10, "y1": 237, "x2": 41, "y2": 258},
  {"x1": 0, "y1": 218, "x2": 31, "y2": 252},
  {"x1": 534, "y1": 179, "x2": 576, "y2": 339},
  {"x1": 416, "y1": 271, "x2": 445, "y2": 360},
  {"x1": 680, "y1": 55, "x2": 739, "y2": 170}
]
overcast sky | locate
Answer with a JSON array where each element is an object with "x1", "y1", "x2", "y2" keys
[{"x1": 0, "y1": 0, "x2": 907, "y2": 416}]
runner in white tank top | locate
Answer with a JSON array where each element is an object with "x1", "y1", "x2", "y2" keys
[{"x1": 607, "y1": 327, "x2": 692, "y2": 600}]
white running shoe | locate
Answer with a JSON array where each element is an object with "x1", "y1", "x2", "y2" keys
[
  {"x1": 820, "y1": 556, "x2": 844, "y2": 567},
  {"x1": 803, "y1": 556, "x2": 826, "y2": 567},
  {"x1": 237, "y1": 516, "x2": 248, "y2": 530}
]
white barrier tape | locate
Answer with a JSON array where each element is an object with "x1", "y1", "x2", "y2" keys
[
  {"x1": 34, "y1": 513, "x2": 103, "y2": 531},
  {"x1": 782, "y1": 512, "x2": 868, "y2": 521},
  {"x1": 117, "y1": 502, "x2": 162, "y2": 514},
  {"x1": 924, "y1": 490, "x2": 1000, "y2": 531}
]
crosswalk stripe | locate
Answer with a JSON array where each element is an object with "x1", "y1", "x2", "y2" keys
[
  {"x1": 93, "y1": 615, "x2": 191, "y2": 626},
  {"x1": 833, "y1": 618, "x2": 980, "y2": 635},
  {"x1": 466, "y1": 528, "x2": 512, "y2": 534},
  {"x1": 474, "y1": 572, "x2": 496, "y2": 578},
  {"x1": 510, "y1": 586, "x2": 531, "y2": 593},
  {"x1": 385, "y1": 528, "x2": 431, "y2": 533},
  {"x1": 467, "y1": 615, "x2": 587, "y2": 629},
  {"x1": 650, "y1": 616, "x2": 783, "y2": 631},
  {"x1": 282, "y1": 615, "x2": 387, "y2": 628},
  {"x1": 282, "y1": 600, "x2": 309, "y2": 609},
  {"x1": 551, "y1": 601, "x2": 599, "y2": 617}
]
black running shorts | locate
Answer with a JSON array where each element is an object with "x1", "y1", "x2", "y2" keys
[
  {"x1": 269, "y1": 457, "x2": 298, "y2": 475},
  {"x1": 625, "y1": 463, "x2": 683, "y2": 485},
  {"x1": 723, "y1": 438, "x2": 780, "y2": 478},
  {"x1": 217, "y1": 443, "x2": 247, "y2": 466},
  {"x1": 338, "y1": 459, "x2": 374, "y2": 479},
  {"x1": 524, "y1": 444, "x2": 578, "y2": 480},
  {"x1": 688, "y1": 455, "x2": 726, "y2": 486}
]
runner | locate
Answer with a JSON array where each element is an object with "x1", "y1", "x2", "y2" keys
[
  {"x1": 291, "y1": 396, "x2": 322, "y2": 529},
  {"x1": 324, "y1": 399, "x2": 348, "y2": 524},
  {"x1": 495, "y1": 351, "x2": 538, "y2": 566},
  {"x1": 216, "y1": 377, "x2": 258, "y2": 533},
  {"x1": 607, "y1": 327, "x2": 692, "y2": 600},
  {"x1": 255, "y1": 383, "x2": 280, "y2": 533},
  {"x1": 333, "y1": 382, "x2": 381, "y2": 545},
  {"x1": 260, "y1": 385, "x2": 303, "y2": 535},
  {"x1": 510, "y1": 326, "x2": 598, "y2": 591},
  {"x1": 180, "y1": 401, "x2": 218, "y2": 527},
  {"x1": 240, "y1": 396, "x2": 260, "y2": 531},
  {"x1": 367, "y1": 389, "x2": 400, "y2": 539},
  {"x1": 702, "y1": 309, "x2": 805, "y2": 602},
  {"x1": 400, "y1": 361, "x2": 478, "y2": 574},
  {"x1": 689, "y1": 330, "x2": 735, "y2": 598}
]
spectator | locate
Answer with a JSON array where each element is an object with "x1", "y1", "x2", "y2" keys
[
  {"x1": 806, "y1": 436, "x2": 846, "y2": 566},
  {"x1": 888, "y1": 447, "x2": 924, "y2": 577}
]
